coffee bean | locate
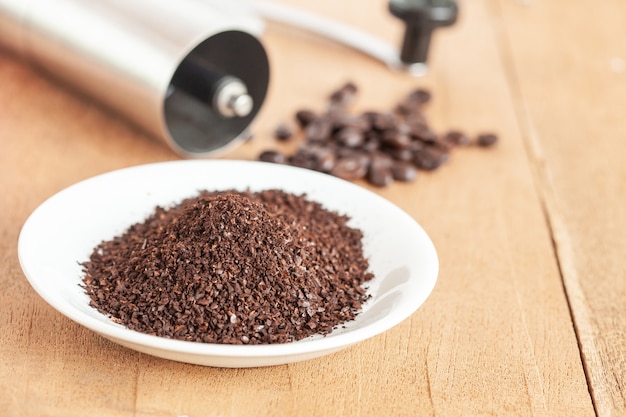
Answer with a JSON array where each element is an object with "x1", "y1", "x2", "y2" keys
[
  {"x1": 368, "y1": 165, "x2": 393, "y2": 187},
  {"x1": 329, "y1": 82, "x2": 358, "y2": 106},
  {"x1": 331, "y1": 155, "x2": 369, "y2": 180},
  {"x1": 274, "y1": 123, "x2": 294, "y2": 141},
  {"x1": 367, "y1": 153, "x2": 394, "y2": 186},
  {"x1": 294, "y1": 145, "x2": 337, "y2": 173},
  {"x1": 381, "y1": 129, "x2": 413, "y2": 149},
  {"x1": 295, "y1": 109, "x2": 318, "y2": 128},
  {"x1": 408, "y1": 88, "x2": 432, "y2": 105},
  {"x1": 305, "y1": 118, "x2": 332, "y2": 143},
  {"x1": 330, "y1": 113, "x2": 370, "y2": 133},
  {"x1": 315, "y1": 151, "x2": 337, "y2": 172},
  {"x1": 352, "y1": 114, "x2": 373, "y2": 132},
  {"x1": 443, "y1": 130, "x2": 470, "y2": 146},
  {"x1": 362, "y1": 111, "x2": 396, "y2": 131},
  {"x1": 395, "y1": 100, "x2": 417, "y2": 116},
  {"x1": 476, "y1": 133, "x2": 498, "y2": 147},
  {"x1": 362, "y1": 136, "x2": 382, "y2": 152},
  {"x1": 259, "y1": 150, "x2": 286, "y2": 164},
  {"x1": 287, "y1": 157, "x2": 315, "y2": 171},
  {"x1": 342, "y1": 81, "x2": 358, "y2": 94},
  {"x1": 288, "y1": 149, "x2": 319, "y2": 170},
  {"x1": 414, "y1": 146, "x2": 449, "y2": 171},
  {"x1": 335, "y1": 148, "x2": 370, "y2": 164},
  {"x1": 411, "y1": 126, "x2": 438, "y2": 144},
  {"x1": 387, "y1": 147, "x2": 414, "y2": 161},
  {"x1": 336, "y1": 127, "x2": 365, "y2": 148},
  {"x1": 369, "y1": 152, "x2": 393, "y2": 169},
  {"x1": 404, "y1": 112, "x2": 428, "y2": 129},
  {"x1": 409, "y1": 140, "x2": 426, "y2": 152},
  {"x1": 391, "y1": 161, "x2": 418, "y2": 181}
]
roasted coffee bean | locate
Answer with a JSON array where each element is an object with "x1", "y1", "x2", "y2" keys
[
  {"x1": 288, "y1": 151, "x2": 318, "y2": 170},
  {"x1": 330, "y1": 113, "x2": 370, "y2": 133},
  {"x1": 290, "y1": 145, "x2": 338, "y2": 173},
  {"x1": 354, "y1": 112, "x2": 374, "y2": 132},
  {"x1": 369, "y1": 152, "x2": 393, "y2": 169},
  {"x1": 305, "y1": 118, "x2": 332, "y2": 143},
  {"x1": 414, "y1": 146, "x2": 449, "y2": 171},
  {"x1": 295, "y1": 109, "x2": 318, "y2": 128},
  {"x1": 387, "y1": 147, "x2": 414, "y2": 162},
  {"x1": 342, "y1": 81, "x2": 358, "y2": 94},
  {"x1": 335, "y1": 148, "x2": 370, "y2": 164},
  {"x1": 331, "y1": 155, "x2": 369, "y2": 180},
  {"x1": 430, "y1": 138, "x2": 453, "y2": 153},
  {"x1": 274, "y1": 123, "x2": 294, "y2": 141},
  {"x1": 443, "y1": 130, "x2": 471, "y2": 146},
  {"x1": 391, "y1": 161, "x2": 418, "y2": 181},
  {"x1": 380, "y1": 122, "x2": 410, "y2": 141},
  {"x1": 362, "y1": 136, "x2": 382, "y2": 152},
  {"x1": 363, "y1": 111, "x2": 396, "y2": 131},
  {"x1": 367, "y1": 153, "x2": 394, "y2": 186},
  {"x1": 315, "y1": 151, "x2": 337, "y2": 172},
  {"x1": 259, "y1": 150, "x2": 286, "y2": 164},
  {"x1": 476, "y1": 133, "x2": 498, "y2": 147},
  {"x1": 408, "y1": 140, "x2": 426, "y2": 153},
  {"x1": 329, "y1": 81, "x2": 358, "y2": 106},
  {"x1": 336, "y1": 127, "x2": 365, "y2": 148},
  {"x1": 289, "y1": 147, "x2": 322, "y2": 172},
  {"x1": 368, "y1": 165, "x2": 393, "y2": 187},
  {"x1": 353, "y1": 114, "x2": 373, "y2": 132},
  {"x1": 407, "y1": 88, "x2": 432, "y2": 105},
  {"x1": 381, "y1": 129, "x2": 413, "y2": 149},
  {"x1": 363, "y1": 129, "x2": 381, "y2": 142},
  {"x1": 404, "y1": 111, "x2": 428, "y2": 129},
  {"x1": 395, "y1": 99, "x2": 417, "y2": 116},
  {"x1": 411, "y1": 126, "x2": 438, "y2": 143},
  {"x1": 396, "y1": 122, "x2": 413, "y2": 135},
  {"x1": 396, "y1": 88, "x2": 431, "y2": 116}
]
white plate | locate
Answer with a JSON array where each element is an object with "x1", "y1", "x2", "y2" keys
[{"x1": 18, "y1": 160, "x2": 438, "y2": 368}]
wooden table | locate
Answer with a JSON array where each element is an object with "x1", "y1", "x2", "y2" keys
[{"x1": 2, "y1": 0, "x2": 625, "y2": 415}]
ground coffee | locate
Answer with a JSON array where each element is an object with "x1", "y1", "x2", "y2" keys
[{"x1": 81, "y1": 190, "x2": 373, "y2": 345}]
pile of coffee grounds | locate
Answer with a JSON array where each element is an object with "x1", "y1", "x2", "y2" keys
[
  {"x1": 259, "y1": 82, "x2": 498, "y2": 187},
  {"x1": 81, "y1": 189, "x2": 373, "y2": 345}
]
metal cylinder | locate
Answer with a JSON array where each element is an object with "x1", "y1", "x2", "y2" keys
[{"x1": 0, "y1": 0, "x2": 270, "y2": 157}]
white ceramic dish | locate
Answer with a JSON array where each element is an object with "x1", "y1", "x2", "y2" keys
[{"x1": 18, "y1": 160, "x2": 438, "y2": 368}]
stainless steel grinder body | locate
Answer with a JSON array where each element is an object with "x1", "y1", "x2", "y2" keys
[{"x1": 0, "y1": 0, "x2": 270, "y2": 156}]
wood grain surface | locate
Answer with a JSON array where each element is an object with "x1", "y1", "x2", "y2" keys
[{"x1": 0, "y1": 0, "x2": 623, "y2": 416}]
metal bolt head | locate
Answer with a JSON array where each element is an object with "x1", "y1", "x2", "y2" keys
[
  {"x1": 228, "y1": 93, "x2": 254, "y2": 118},
  {"x1": 214, "y1": 77, "x2": 254, "y2": 118}
]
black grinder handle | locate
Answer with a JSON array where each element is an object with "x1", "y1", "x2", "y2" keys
[{"x1": 389, "y1": 0, "x2": 459, "y2": 65}]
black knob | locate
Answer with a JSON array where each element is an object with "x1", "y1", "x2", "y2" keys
[{"x1": 389, "y1": 0, "x2": 458, "y2": 65}]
